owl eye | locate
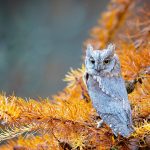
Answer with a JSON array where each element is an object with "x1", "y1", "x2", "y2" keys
[
  {"x1": 104, "y1": 59, "x2": 111, "y2": 64},
  {"x1": 89, "y1": 57, "x2": 95, "y2": 64}
]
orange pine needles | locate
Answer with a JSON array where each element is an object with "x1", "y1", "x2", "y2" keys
[
  {"x1": 0, "y1": 0, "x2": 150, "y2": 149},
  {"x1": 84, "y1": 0, "x2": 133, "y2": 49}
]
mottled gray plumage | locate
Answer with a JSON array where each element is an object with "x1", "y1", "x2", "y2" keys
[{"x1": 84, "y1": 44, "x2": 134, "y2": 137}]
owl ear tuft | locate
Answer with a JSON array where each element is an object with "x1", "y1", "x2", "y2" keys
[
  {"x1": 106, "y1": 43, "x2": 115, "y2": 57},
  {"x1": 86, "y1": 44, "x2": 93, "y2": 57}
]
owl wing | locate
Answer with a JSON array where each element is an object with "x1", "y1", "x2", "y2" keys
[
  {"x1": 100, "y1": 76, "x2": 128, "y2": 100},
  {"x1": 98, "y1": 76, "x2": 132, "y2": 125},
  {"x1": 97, "y1": 102, "x2": 133, "y2": 137}
]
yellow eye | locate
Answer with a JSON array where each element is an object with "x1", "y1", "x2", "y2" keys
[
  {"x1": 104, "y1": 59, "x2": 110, "y2": 64},
  {"x1": 89, "y1": 57, "x2": 95, "y2": 64}
]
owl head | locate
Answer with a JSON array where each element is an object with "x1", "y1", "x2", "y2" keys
[{"x1": 85, "y1": 44, "x2": 120, "y2": 75}]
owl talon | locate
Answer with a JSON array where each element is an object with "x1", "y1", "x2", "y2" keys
[{"x1": 97, "y1": 120, "x2": 104, "y2": 128}]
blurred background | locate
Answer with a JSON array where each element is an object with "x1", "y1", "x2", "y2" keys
[{"x1": 0, "y1": 0, "x2": 109, "y2": 98}]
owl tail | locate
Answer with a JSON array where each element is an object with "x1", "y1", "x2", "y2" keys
[
  {"x1": 124, "y1": 127, "x2": 134, "y2": 137},
  {"x1": 114, "y1": 125, "x2": 134, "y2": 137}
]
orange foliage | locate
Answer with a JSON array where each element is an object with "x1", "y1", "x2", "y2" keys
[
  {"x1": 84, "y1": 0, "x2": 133, "y2": 49},
  {"x1": 0, "y1": 0, "x2": 150, "y2": 149}
]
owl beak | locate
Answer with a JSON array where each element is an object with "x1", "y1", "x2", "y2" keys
[
  {"x1": 96, "y1": 66, "x2": 101, "y2": 72},
  {"x1": 96, "y1": 64, "x2": 103, "y2": 72}
]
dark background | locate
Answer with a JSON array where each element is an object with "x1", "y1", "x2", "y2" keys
[{"x1": 0, "y1": 0, "x2": 109, "y2": 98}]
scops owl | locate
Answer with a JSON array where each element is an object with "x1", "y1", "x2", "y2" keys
[{"x1": 84, "y1": 44, "x2": 134, "y2": 137}]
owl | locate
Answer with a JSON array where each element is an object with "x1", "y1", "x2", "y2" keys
[{"x1": 84, "y1": 44, "x2": 134, "y2": 137}]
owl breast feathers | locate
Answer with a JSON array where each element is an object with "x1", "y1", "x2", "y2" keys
[{"x1": 84, "y1": 44, "x2": 134, "y2": 137}]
